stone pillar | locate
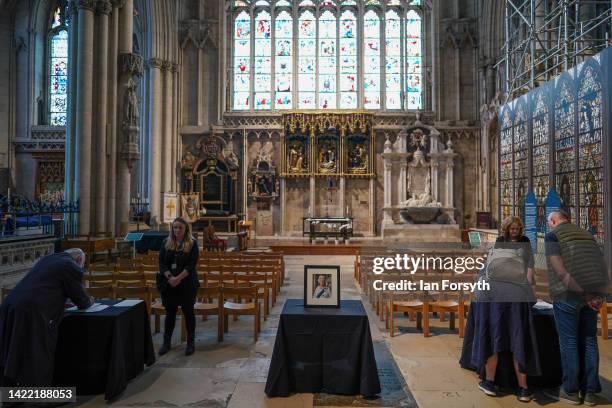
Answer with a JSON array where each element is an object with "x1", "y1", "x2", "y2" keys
[
  {"x1": 369, "y1": 177, "x2": 375, "y2": 236},
  {"x1": 339, "y1": 177, "x2": 345, "y2": 216},
  {"x1": 74, "y1": 0, "x2": 95, "y2": 235},
  {"x1": 280, "y1": 178, "x2": 286, "y2": 235},
  {"x1": 383, "y1": 160, "x2": 393, "y2": 223},
  {"x1": 446, "y1": 159, "x2": 454, "y2": 208},
  {"x1": 147, "y1": 58, "x2": 164, "y2": 225},
  {"x1": 94, "y1": 0, "x2": 112, "y2": 234},
  {"x1": 171, "y1": 63, "x2": 179, "y2": 193},
  {"x1": 398, "y1": 161, "x2": 407, "y2": 204},
  {"x1": 309, "y1": 177, "x2": 315, "y2": 217},
  {"x1": 106, "y1": 1, "x2": 120, "y2": 234},
  {"x1": 64, "y1": 2, "x2": 79, "y2": 208},
  {"x1": 162, "y1": 62, "x2": 173, "y2": 195},
  {"x1": 431, "y1": 159, "x2": 439, "y2": 202},
  {"x1": 115, "y1": 0, "x2": 140, "y2": 234}
]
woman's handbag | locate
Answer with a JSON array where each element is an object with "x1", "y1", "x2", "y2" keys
[{"x1": 156, "y1": 271, "x2": 168, "y2": 293}]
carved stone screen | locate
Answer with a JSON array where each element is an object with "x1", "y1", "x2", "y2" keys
[{"x1": 498, "y1": 48, "x2": 611, "y2": 258}]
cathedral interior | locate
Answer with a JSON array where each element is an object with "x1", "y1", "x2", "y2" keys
[{"x1": 1, "y1": 0, "x2": 612, "y2": 406}]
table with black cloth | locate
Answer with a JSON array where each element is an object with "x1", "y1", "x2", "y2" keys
[
  {"x1": 53, "y1": 300, "x2": 156, "y2": 400},
  {"x1": 460, "y1": 302, "x2": 562, "y2": 389},
  {"x1": 265, "y1": 299, "x2": 381, "y2": 397}
]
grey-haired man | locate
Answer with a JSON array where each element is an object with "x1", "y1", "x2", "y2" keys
[{"x1": 0, "y1": 249, "x2": 93, "y2": 387}]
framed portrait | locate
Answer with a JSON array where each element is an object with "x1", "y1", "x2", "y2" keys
[{"x1": 304, "y1": 265, "x2": 340, "y2": 307}]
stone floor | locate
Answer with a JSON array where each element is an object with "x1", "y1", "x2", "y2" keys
[{"x1": 68, "y1": 255, "x2": 612, "y2": 408}]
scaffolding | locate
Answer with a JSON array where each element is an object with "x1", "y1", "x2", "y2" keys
[{"x1": 499, "y1": 0, "x2": 612, "y2": 100}]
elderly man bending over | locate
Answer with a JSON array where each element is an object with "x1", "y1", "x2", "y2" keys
[{"x1": 0, "y1": 249, "x2": 93, "y2": 387}]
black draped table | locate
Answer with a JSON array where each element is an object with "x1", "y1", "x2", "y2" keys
[
  {"x1": 53, "y1": 300, "x2": 156, "y2": 400},
  {"x1": 265, "y1": 299, "x2": 381, "y2": 397},
  {"x1": 460, "y1": 302, "x2": 562, "y2": 389}
]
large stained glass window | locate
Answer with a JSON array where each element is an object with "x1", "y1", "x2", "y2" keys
[
  {"x1": 254, "y1": 10, "x2": 272, "y2": 109},
  {"x1": 231, "y1": 0, "x2": 424, "y2": 111},
  {"x1": 531, "y1": 89, "x2": 549, "y2": 235},
  {"x1": 499, "y1": 110, "x2": 513, "y2": 220},
  {"x1": 48, "y1": 5, "x2": 68, "y2": 126},
  {"x1": 275, "y1": 10, "x2": 293, "y2": 109},
  {"x1": 234, "y1": 10, "x2": 251, "y2": 110},
  {"x1": 405, "y1": 10, "x2": 422, "y2": 109},
  {"x1": 363, "y1": 9, "x2": 381, "y2": 109},
  {"x1": 318, "y1": 10, "x2": 337, "y2": 109},
  {"x1": 298, "y1": 10, "x2": 316, "y2": 108},
  {"x1": 339, "y1": 10, "x2": 357, "y2": 108},
  {"x1": 554, "y1": 80, "x2": 575, "y2": 219},
  {"x1": 513, "y1": 104, "x2": 528, "y2": 220},
  {"x1": 385, "y1": 10, "x2": 401, "y2": 109},
  {"x1": 577, "y1": 65, "x2": 604, "y2": 244}
]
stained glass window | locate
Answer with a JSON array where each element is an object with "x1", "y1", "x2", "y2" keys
[
  {"x1": 364, "y1": 10, "x2": 381, "y2": 109},
  {"x1": 318, "y1": 10, "x2": 337, "y2": 109},
  {"x1": 405, "y1": 10, "x2": 422, "y2": 109},
  {"x1": 500, "y1": 110, "x2": 513, "y2": 220},
  {"x1": 298, "y1": 10, "x2": 316, "y2": 108},
  {"x1": 339, "y1": 10, "x2": 357, "y2": 109},
  {"x1": 254, "y1": 11, "x2": 272, "y2": 109},
  {"x1": 234, "y1": 10, "x2": 251, "y2": 110},
  {"x1": 531, "y1": 89, "x2": 549, "y2": 235},
  {"x1": 554, "y1": 80, "x2": 575, "y2": 219},
  {"x1": 49, "y1": 6, "x2": 68, "y2": 126},
  {"x1": 385, "y1": 10, "x2": 401, "y2": 109},
  {"x1": 513, "y1": 104, "x2": 528, "y2": 220},
  {"x1": 231, "y1": 1, "x2": 424, "y2": 111},
  {"x1": 275, "y1": 10, "x2": 293, "y2": 109},
  {"x1": 577, "y1": 65, "x2": 604, "y2": 244}
]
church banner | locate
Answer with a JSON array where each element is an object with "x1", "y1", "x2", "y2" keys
[
  {"x1": 163, "y1": 193, "x2": 178, "y2": 223},
  {"x1": 181, "y1": 193, "x2": 199, "y2": 223}
]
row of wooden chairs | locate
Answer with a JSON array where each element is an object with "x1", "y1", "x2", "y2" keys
[
  {"x1": 358, "y1": 251, "x2": 482, "y2": 338},
  {"x1": 87, "y1": 283, "x2": 262, "y2": 343}
]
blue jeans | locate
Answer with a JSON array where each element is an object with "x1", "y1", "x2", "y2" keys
[{"x1": 553, "y1": 299, "x2": 601, "y2": 394}]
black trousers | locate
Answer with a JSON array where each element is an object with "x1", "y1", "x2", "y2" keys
[{"x1": 162, "y1": 286, "x2": 197, "y2": 341}]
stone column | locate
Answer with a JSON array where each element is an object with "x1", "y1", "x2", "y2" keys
[
  {"x1": 431, "y1": 159, "x2": 439, "y2": 202},
  {"x1": 64, "y1": 2, "x2": 79, "y2": 208},
  {"x1": 280, "y1": 177, "x2": 286, "y2": 235},
  {"x1": 339, "y1": 177, "x2": 345, "y2": 216},
  {"x1": 446, "y1": 159, "x2": 454, "y2": 208},
  {"x1": 369, "y1": 177, "x2": 375, "y2": 236},
  {"x1": 171, "y1": 63, "x2": 179, "y2": 193},
  {"x1": 383, "y1": 160, "x2": 393, "y2": 223},
  {"x1": 115, "y1": 0, "x2": 140, "y2": 234},
  {"x1": 309, "y1": 177, "x2": 315, "y2": 217},
  {"x1": 162, "y1": 62, "x2": 173, "y2": 195},
  {"x1": 106, "y1": 1, "x2": 120, "y2": 234},
  {"x1": 74, "y1": 0, "x2": 95, "y2": 235},
  {"x1": 94, "y1": 0, "x2": 112, "y2": 234},
  {"x1": 398, "y1": 161, "x2": 407, "y2": 204},
  {"x1": 147, "y1": 58, "x2": 164, "y2": 225}
]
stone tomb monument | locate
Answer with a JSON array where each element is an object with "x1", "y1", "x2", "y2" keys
[{"x1": 381, "y1": 122, "x2": 460, "y2": 242}]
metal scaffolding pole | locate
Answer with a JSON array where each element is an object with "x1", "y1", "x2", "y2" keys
[{"x1": 498, "y1": 0, "x2": 612, "y2": 100}]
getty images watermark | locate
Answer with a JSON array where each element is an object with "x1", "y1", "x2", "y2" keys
[{"x1": 370, "y1": 253, "x2": 490, "y2": 292}]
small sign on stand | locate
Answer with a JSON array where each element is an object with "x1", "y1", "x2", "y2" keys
[{"x1": 124, "y1": 232, "x2": 144, "y2": 259}]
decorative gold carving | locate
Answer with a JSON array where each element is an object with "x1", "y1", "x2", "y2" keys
[{"x1": 283, "y1": 112, "x2": 372, "y2": 134}]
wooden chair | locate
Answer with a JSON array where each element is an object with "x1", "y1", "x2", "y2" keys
[
  {"x1": 113, "y1": 286, "x2": 151, "y2": 311},
  {"x1": 87, "y1": 285, "x2": 114, "y2": 300},
  {"x1": 235, "y1": 273, "x2": 272, "y2": 319},
  {"x1": 386, "y1": 282, "x2": 430, "y2": 337},
  {"x1": 114, "y1": 267, "x2": 146, "y2": 287},
  {"x1": 193, "y1": 285, "x2": 223, "y2": 342},
  {"x1": 222, "y1": 284, "x2": 260, "y2": 342},
  {"x1": 83, "y1": 273, "x2": 114, "y2": 288}
]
